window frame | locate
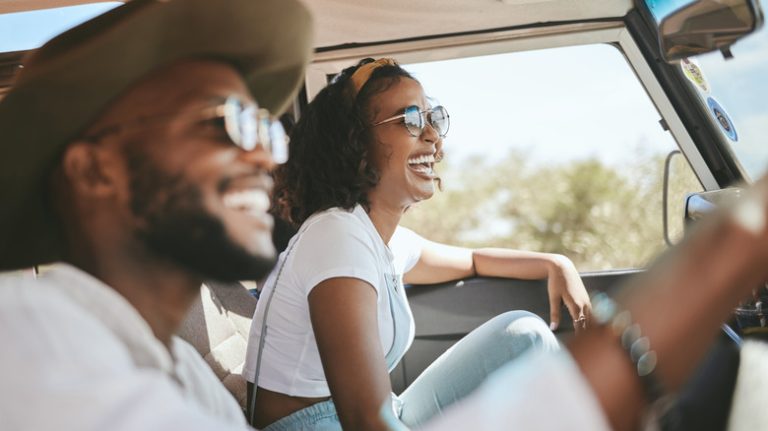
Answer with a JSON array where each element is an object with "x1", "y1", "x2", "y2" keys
[{"x1": 625, "y1": 8, "x2": 749, "y2": 186}]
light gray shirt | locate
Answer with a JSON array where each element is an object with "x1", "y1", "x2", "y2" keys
[{"x1": 0, "y1": 264, "x2": 248, "y2": 431}]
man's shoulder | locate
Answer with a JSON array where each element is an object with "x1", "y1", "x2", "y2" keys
[
  {"x1": 0, "y1": 271, "x2": 75, "y2": 312},
  {"x1": 0, "y1": 272, "x2": 134, "y2": 367}
]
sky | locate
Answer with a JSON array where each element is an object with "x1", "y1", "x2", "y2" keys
[
  {"x1": 406, "y1": 28, "x2": 767, "y2": 177},
  {"x1": 405, "y1": 44, "x2": 680, "y2": 168},
  {"x1": 1, "y1": 1, "x2": 765, "y2": 178}
]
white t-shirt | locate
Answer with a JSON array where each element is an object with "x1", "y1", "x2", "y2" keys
[
  {"x1": 0, "y1": 264, "x2": 248, "y2": 431},
  {"x1": 243, "y1": 205, "x2": 422, "y2": 397}
]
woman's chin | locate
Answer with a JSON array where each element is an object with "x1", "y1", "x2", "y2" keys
[
  {"x1": 404, "y1": 171, "x2": 438, "y2": 200},
  {"x1": 409, "y1": 185, "x2": 436, "y2": 203}
]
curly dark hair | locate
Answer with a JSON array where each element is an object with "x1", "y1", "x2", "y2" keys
[{"x1": 272, "y1": 58, "x2": 415, "y2": 226}]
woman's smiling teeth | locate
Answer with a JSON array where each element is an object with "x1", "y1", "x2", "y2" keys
[
  {"x1": 407, "y1": 153, "x2": 436, "y2": 177},
  {"x1": 408, "y1": 154, "x2": 436, "y2": 165}
]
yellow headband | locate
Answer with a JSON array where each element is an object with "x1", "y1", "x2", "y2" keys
[{"x1": 349, "y1": 58, "x2": 399, "y2": 96}]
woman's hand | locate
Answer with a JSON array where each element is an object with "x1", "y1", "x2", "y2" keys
[{"x1": 546, "y1": 255, "x2": 591, "y2": 333}]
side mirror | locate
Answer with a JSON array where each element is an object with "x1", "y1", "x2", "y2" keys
[
  {"x1": 649, "y1": 0, "x2": 764, "y2": 62},
  {"x1": 684, "y1": 187, "x2": 743, "y2": 224}
]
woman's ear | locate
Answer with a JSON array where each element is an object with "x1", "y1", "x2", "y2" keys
[{"x1": 59, "y1": 141, "x2": 120, "y2": 198}]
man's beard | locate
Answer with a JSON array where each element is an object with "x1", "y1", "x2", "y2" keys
[{"x1": 125, "y1": 148, "x2": 276, "y2": 282}]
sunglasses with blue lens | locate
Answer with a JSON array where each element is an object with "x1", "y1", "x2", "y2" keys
[{"x1": 374, "y1": 105, "x2": 450, "y2": 138}]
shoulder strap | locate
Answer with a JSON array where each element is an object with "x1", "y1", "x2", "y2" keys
[{"x1": 247, "y1": 229, "x2": 304, "y2": 425}]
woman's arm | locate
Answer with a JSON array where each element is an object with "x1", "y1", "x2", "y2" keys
[
  {"x1": 309, "y1": 277, "x2": 392, "y2": 431},
  {"x1": 404, "y1": 239, "x2": 590, "y2": 329}
]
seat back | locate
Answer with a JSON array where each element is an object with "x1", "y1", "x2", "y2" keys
[{"x1": 178, "y1": 281, "x2": 257, "y2": 410}]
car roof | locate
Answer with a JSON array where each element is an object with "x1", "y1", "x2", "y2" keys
[
  {"x1": 1, "y1": 0, "x2": 634, "y2": 49},
  {"x1": 0, "y1": 0, "x2": 634, "y2": 98}
]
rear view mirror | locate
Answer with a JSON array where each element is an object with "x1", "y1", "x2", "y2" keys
[{"x1": 646, "y1": 0, "x2": 764, "y2": 62}]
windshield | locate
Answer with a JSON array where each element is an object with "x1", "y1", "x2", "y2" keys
[
  {"x1": 645, "y1": 0, "x2": 768, "y2": 181},
  {"x1": 681, "y1": 24, "x2": 768, "y2": 181}
]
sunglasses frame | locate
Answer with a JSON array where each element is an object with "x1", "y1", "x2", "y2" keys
[
  {"x1": 82, "y1": 95, "x2": 289, "y2": 164},
  {"x1": 373, "y1": 105, "x2": 450, "y2": 138},
  {"x1": 214, "y1": 97, "x2": 289, "y2": 163}
]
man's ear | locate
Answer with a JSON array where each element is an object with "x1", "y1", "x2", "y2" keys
[{"x1": 60, "y1": 141, "x2": 120, "y2": 197}]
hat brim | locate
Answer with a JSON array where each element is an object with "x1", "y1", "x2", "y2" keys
[{"x1": 0, "y1": 0, "x2": 313, "y2": 270}]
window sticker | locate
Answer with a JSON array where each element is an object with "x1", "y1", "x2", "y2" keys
[
  {"x1": 706, "y1": 97, "x2": 738, "y2": 142},
  {"x1": 680, "y1": 58, "x2": 709, "y2": 93}
]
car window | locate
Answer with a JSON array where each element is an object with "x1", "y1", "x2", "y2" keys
[{"x1": 400, "y1": 43, "x2": 702, "y2": 271}]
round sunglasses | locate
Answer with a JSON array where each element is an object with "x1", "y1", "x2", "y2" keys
[
  {"x1": 214, "y1": 97, "x2": 288, "y2": 163},
  {"x1": 373, "y1": 105, "x2": 450, "y2": 138},
  {"x1": 84, "y1": 96, "x2": 288, "y2": 164}
]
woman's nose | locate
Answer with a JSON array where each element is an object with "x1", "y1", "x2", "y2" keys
[{"x1": 422, "y1": 119, "x2": 439, "y2": 143}]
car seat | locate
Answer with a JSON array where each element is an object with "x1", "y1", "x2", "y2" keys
[{"x1": 178, "y1": 280, "x2": 257, "y2": 410}]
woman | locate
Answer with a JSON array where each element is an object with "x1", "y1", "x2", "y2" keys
[{"x1": 243, "y1": 58, "x2": 591, "y2": 430}]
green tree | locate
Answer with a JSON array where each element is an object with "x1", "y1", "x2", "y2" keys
[{"x1": 401, "y1": 149, "x2": 702, "y2": 271}]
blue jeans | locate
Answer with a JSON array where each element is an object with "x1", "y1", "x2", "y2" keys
[
  {"x1": 262, "y1": 311, "x2": 559, "y2": 430},
  {"x1": 260, "y1": 398, "x2": 340, "y2": 431},
  {"x1": 398, "y1": 310, "x2": 559, "y2": 426}
]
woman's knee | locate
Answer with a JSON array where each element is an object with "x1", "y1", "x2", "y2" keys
[{"x1": 488, "y1": 310, "x2": 559, "y2": 352}]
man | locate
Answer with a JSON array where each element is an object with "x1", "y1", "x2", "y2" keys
[{"x1": 0, "y1": 0, "x2": 311, "y2": 429}]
